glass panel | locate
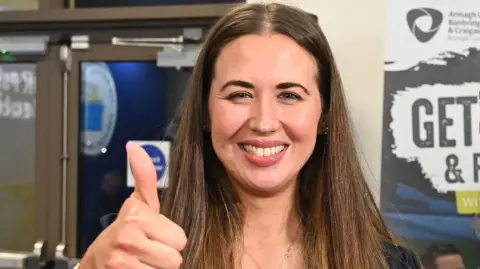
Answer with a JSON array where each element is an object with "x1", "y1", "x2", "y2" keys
[
  {"x1": 0, "y1": 63, "x2": 36, "y2": 251},
  {"x1": 0, "y1": 0, "x2": 38, "y2": 10},
  {"x1": 75, "y1": 0, "x2": 242, "y2": 8},
  {"x1": 78, "y1": 61, "x2": 190, "y2": 256}
]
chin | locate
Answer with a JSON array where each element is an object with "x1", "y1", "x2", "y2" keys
[{"x1": 239, "y1": 171, "x2": 296, "y2": 196}]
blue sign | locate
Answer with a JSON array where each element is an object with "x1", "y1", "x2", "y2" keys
[
  {"x1": 142, "y1": 144, "x2": 167, "y2": 181},
  {"x1": 82, "y1": 86, "x2": 104, "y2": 131},
  {"x1": 80, "y1": 62, "x2": 118, "y2": 156}
]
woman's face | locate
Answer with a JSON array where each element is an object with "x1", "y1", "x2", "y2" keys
[{"x1": 208, "y1": 34, "x2": 322, "y2": 195}]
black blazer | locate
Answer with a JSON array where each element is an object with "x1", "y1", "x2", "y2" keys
[
  {"x1": 384, "y1": 243, "x2": 422, "y2": 269},
  {"x1": 99, "y1": 214, "x2": 421, "y2": 269}
]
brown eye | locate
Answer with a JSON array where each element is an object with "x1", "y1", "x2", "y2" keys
[
  {"x1": 227, "y1": 92, "x2": 253, "y2": 101},
  {"x1": 279, "y1": 92, "x2": 302, "y2": 101}
]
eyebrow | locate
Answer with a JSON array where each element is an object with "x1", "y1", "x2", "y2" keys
[{"x1": 220, "y1": 80, "x2": 310, "y2": 95}]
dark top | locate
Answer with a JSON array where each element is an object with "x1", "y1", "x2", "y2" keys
[
  {"x1": 99, "y1": 214, "x2": 421, "y2": 269},
  {"x1": 384, "y1": 243, "x2": 422, "y2": 269}
]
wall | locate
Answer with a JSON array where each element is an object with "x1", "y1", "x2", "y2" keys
[{"x1": 247, "y1": 0, "x2": 386, "y2": 202}]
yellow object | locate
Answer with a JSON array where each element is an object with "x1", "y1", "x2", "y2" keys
[
  {"x1": 456, "y1": 191, "x2": 480, "y2": 214},
  {"x1": 88, "y1": 88, "x2": 101, "y2": 103}
]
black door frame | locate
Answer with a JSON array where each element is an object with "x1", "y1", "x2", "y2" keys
[
  {"x1": 66, "y1": 44, "x2": 165, "y2": 258},
  {"x1": 0, "y1": 48, "x2": 61, "y2": 255}
]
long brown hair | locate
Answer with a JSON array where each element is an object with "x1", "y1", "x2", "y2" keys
[{"x1": 162, "y1": 3, "x2": 393, "y2": 269}]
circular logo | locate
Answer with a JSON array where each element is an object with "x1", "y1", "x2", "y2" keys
[
  {"x1": 142, "y1": 144, "x2": 167, "y2": 181},
  {"x1": 80, "y1": 62, "x2": 118, "y2": 156},
  {"x1": 406, "y1": 8, "x2": 443, "y2": 43}
]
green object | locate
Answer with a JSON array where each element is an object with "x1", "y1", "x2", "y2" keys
[
  {"x1": 0, "y1": 52, "x2": 17, "y2": 61},
  {"x1": 456, "y1": 191, "x2": 480, "y2": 214}
]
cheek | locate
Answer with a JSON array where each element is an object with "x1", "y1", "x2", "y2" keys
[
  {"x1": 283, "y1": 107, "x2": 321, "y2": 166},
  {"x1": 209, "y1": 101, "x2": 246, "y2": 145},
  {"x1": 281, "y1": 104, "x2": 321, "y2": 141}
]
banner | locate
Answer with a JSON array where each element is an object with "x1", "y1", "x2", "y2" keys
[{"x1": 381, "y1": 1, "x2": 480, "y2": 268}]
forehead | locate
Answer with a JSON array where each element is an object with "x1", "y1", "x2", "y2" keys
[
  {"x1": 436, "y1": 254, "x2": 464, "y2": 269},
  {"x1": 214, "y1": 34, "x2": 317, "y2": 83}
]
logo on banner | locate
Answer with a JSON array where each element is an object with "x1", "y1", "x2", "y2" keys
[
  {"x1": 80, "y1": 62, "x2": 118, "y2": 156},
  {"x1": 126, "y1": 141, "x2": 171, "y2": 189},
  {"x1": 407, "y1": 8, "x2": 443, "y2": 43}
]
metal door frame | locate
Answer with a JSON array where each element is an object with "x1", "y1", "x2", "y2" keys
[
  {"x1": 35, "y1": 45, "x2": 64, "y2": 257},
  {"x1": 65, "y1": 44, "x2": 175, "y2": 258},
  {"x1": 0, "y1": 44, "x2": 63, "y2": 256}
]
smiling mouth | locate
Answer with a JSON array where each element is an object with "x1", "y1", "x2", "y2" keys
[{"x1": 240, "y1": 144, "x2": 288, "y2": 157}]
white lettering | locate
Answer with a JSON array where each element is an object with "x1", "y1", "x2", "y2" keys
[
  {"x1": 0, "y1": 66, "x2": 36, "y2": 120},
  {"x1": 390, "y1": 83, "x2": 480, "y2": 192},
  {"x1": 21, "y1": 71, "x2": 35, "y2": 95},
  {"x1": 151, "y1": 157, "x2": 161, "y2": 162},
  {"x1": 461, "y1": 196, "x2": 480, "y2": 207},
  {"x1": 0, "y1": 92, "x2": 36, "y2": 120}
]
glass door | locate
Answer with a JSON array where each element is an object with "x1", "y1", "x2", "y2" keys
[
  {"x1": 63, "y1": 43, "x2": 196, "y2": 258},
  {"x1": 0, "y1": 40, "x2": 61, "y2": 255}
]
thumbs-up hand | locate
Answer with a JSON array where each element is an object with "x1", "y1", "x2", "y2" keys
[{"x1": 79, "y1": 142, "x2": 187, "y2": 269}]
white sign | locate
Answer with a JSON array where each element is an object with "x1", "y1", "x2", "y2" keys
[
  {"x1": 126, "y1": 140, "x2": 171, "y2": 189},
  {"x1": 384, "y1": 0, "x2": 480, "y2": 193}
]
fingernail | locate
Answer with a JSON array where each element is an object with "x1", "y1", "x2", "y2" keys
[{"x1": 126, "y1": 141, "x2": 134, "y2": 152}]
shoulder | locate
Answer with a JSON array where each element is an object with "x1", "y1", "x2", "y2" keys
[{"x1": 383, "y1": 243, "x2": 422, "y2": 269}]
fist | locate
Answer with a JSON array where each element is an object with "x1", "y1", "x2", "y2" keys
[{"x1": 80, "y1": 142, "x2": 187, "y2": 269}]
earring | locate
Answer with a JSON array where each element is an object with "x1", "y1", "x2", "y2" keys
[{"x1": 323, "y1": 126, "x2": 329, "y2": 135}]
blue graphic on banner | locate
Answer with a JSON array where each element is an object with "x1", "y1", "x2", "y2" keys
[{"x1": 142, "y1": 144, "x2": 167, "y2": 181}]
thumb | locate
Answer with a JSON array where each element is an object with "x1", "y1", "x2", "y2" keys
[{"x1": 126, "y1": 141, "x2": 160, "y2": 213}]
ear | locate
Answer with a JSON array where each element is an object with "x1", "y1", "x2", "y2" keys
[
  {"x1": 202, "y1": 108, "x2": 211, "y2": 132},
  {"x1": 318, "y1": 113, "x2": 329, "y2": 135},
  {"x1": 203, "y1": 123, "x2": 211, "y2": 132}
]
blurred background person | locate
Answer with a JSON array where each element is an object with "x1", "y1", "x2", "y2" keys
[{"x1": 421, "y1": 243, "x2": 465, "y2": 269}]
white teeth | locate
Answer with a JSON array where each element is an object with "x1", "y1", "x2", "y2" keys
[{"x1": 242, "y1": 144, "x2": 286, "y2": 157}]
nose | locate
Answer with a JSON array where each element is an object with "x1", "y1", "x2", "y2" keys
[{"x1": 248, "y1": 97, "x2": 280, "y2": 134}]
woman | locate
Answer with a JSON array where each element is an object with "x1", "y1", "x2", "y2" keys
[{"x1": 78, "y1": 3, "x2": 421, "y2": 269}]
